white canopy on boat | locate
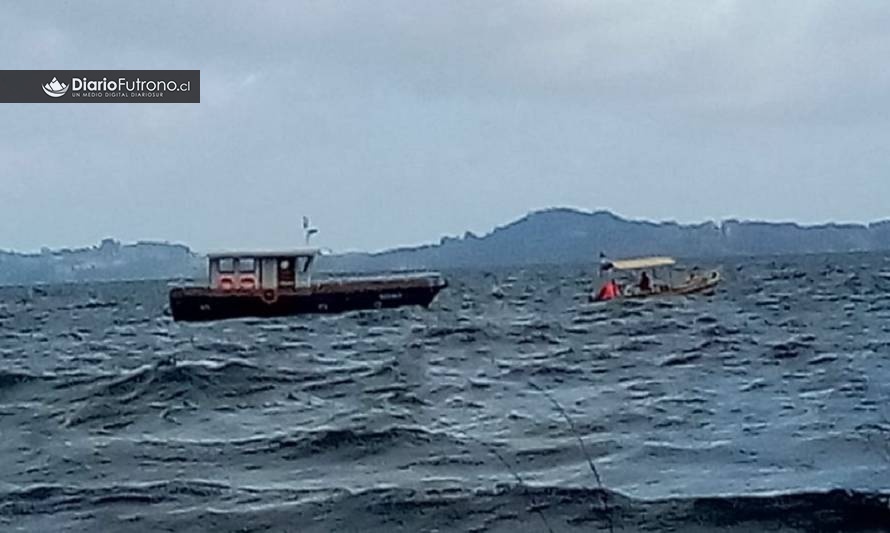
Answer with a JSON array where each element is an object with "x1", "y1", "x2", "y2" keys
[{"x1": 607, "y1": 256, "x2": 676, "y2": 270}]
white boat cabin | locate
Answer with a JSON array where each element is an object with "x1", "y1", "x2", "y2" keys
[
  {"x1": 600, "y1": 256, "x2": 676, "y2": 271},
  {"x1": 207, "y1": 249, "x2": 319, "y2": 291}
]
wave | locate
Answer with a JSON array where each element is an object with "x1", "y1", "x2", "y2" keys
[
  {"x1": 266, "y1": 425, "x2": 457, "y2": 459},
  {"x1": 62, "y1": 359, "x2": 308, "y2": 427},
  {"x1": 126, "y1": 424, "x2": 470, "y2": 466},
  {"x1": 8, "y1": 482, "x2": 888, "y2": 533},
  {"x1": 424, "y1": 323, "x2": 496, "y2": 342},
  {"x1": 0, "y1": 369, "x2": 39, "y2": 391},
  {"x1": 0, "y1": 479, "x2": 230, "y2": 517}
]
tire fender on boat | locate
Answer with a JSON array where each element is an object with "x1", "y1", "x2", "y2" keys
[{"x1": 262, "y1": 289, "x2": 278, "y2": 304}]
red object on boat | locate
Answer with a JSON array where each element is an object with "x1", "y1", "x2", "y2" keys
[{"x1": 594, "y1": 280, "x2": 619, "y2": 301}]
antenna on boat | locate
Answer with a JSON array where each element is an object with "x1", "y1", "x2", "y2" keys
[{"x1": 302, "y1": 216, "x2": 319, "y2": 245}]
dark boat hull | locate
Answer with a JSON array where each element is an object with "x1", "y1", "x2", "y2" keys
[{"x1": 170, "y1": 275, "x2": 447, "y2": 322}]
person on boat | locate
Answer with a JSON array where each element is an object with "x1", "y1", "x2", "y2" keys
[{"x1": 639, "y1": 271, "x2": 652, "y2": 292}]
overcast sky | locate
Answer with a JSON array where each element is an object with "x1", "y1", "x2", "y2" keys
[{"x1": 2, "y1": 1, "x2": 890, "y2": 252}]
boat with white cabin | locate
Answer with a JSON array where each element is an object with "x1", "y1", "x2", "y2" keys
[{"x1": 170, "y1": 248, "x2": 447, "y2": 322}]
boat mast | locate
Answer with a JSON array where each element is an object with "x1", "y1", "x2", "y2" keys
[
  {"x1": 301, "y1": 216, "x2": 319, "y2": 285},
  {"x1": 302, "y1": 216, "x2": 319, "y2": 245}
]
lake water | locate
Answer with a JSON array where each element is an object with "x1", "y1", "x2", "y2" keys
[{"x1": 2, "y1": 253, "x2": 890, "y2": 532}]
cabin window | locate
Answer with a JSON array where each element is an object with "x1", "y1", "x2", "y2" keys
[
  {"x1": 278, "y1": 258, "x2": 296, "y2": 287},
  {"x1": 238, "y1": 258, "x2": 256, "y2": 273},
  {"x1": 218, "y1": 258, "x2": 235, "y2": 273}
]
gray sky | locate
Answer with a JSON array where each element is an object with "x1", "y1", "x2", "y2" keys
[{"x1": 2, "y1": 1, "x2": 890, "y2": 253}]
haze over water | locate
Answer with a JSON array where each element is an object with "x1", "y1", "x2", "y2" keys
[{"x1": 2, "y1": 253, "x2": 890, "y2": 532}]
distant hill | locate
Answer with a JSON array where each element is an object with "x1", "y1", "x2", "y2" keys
[
  {"x1": 0, "y1": 239, "x2": 202, "y2": 286},
  {"x1": 320, "y1": 208, "x2": 890, "y2": 271},
  {"x1": 4, "y1": 209, "x2": 890, "y2": 285}
]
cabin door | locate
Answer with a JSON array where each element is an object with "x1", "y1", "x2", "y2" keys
[{"x1": 260, "y1": 258, "x2": 278, "y2": 289}]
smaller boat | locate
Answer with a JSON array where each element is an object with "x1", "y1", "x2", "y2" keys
[
  {"x1": 170, "y1": 249, "x2": 447, "y2": 322},
  {"x1": 591, "y1": 256, "x2": 720, "y2": 302}
]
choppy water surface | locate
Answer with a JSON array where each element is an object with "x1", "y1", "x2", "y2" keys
[{"x1": 3, "y1": 254, "x2": 890, "y2": 532}]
